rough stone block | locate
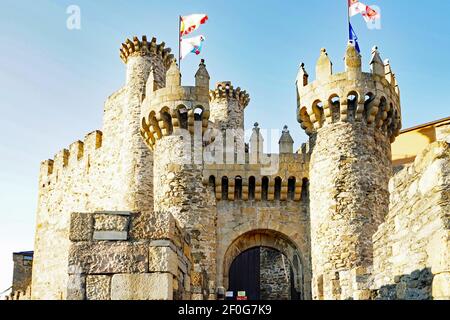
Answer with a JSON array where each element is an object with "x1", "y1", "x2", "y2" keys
[
  {"x1": 110, "y1": 273, "x2": 173, "y2": 300},
  {"x1": 67, "y1": 274, "x2": 86, "y2": 300},
  {"x1": 432, "y1": 273, "x2": 450, "y2": 299},
  {"x1": 191, "y1": 272, "x2": 203, "y2": 287},
  {"x1": 148, "y1": 212, "x2": 177, "y2": 240},
  {"x1": 86, "y1": 275, "x2": 111, "y2": 300},
  {"x1": 93, "y1": 231, "x2": 128, "y2": 241},
  {"x1": 94, "y1": 214, "x2": 129, "y2": 232},
  {"x1": 149, "y1": 246, "x2": 178, "y2": 275},
  {"x1": 69, "y1": 213, "x2": 93, "y2": 242},
  {"x1": 68, "y1": 242, "x2": 148, "y2": 274}
]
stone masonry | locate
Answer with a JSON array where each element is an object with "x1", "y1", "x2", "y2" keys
[{"x1": 7, "y1": 34, "x2": 448, "y2": 300}]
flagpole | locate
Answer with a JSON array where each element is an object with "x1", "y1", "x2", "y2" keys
[
  {"x1": 347, "y1": 1, "x2": 350, "y2": 42},
  {"x1": 178, "y1": 15, "x2": 182, "y2": 70}
]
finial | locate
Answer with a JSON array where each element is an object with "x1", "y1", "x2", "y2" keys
[
  {"x1": 345, "y1": 42, "x2": 362, "y2": 75},
  {"x1": 384, "y1": 59, "x2": 396, "y2": 86},
  {"x1": 279, "y1": 125, "x2": 294, "y2": 153},
  {"x1": 195, "y1": 58, "x2": 210, "y2": 88},
  {"x1": 254, "y1": 122, "x2": 259, "y2": 128},
  {"x1": 166, "y1": 59, "x2": 181, "y2": 87},
  {"x1": 298, "y1": 63, "x2": 309, "y2": 87},
  {"x1": 316, "y1": 48, "x2": 332, "y2": 80},
  {"x1": 370, "y1": 45, "x2": 384, "y2": 76}
]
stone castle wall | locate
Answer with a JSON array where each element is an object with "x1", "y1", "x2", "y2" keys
[
  {"x1": 27, "y1": 34, "x2": 450, "y2": 301},
  {"x1": 66, "y1": 211, "x2": 192, "y2": 300},
  {"x1": 216, "y1": 199, "x2": 311, "y2": 299},
  {"x1": 372, "y1": 141, "x2": 450, "y2": 300},
  {"x1": 260, "y1": 247, "x2": 292, "y2": 300},
  {"x1": 31, "y1": 37, "x2": 171, "y2": 300},
  {"x1": 153, "y1": 136, "x2": 217, "y2": 299},
  {"x1": 12, "y1": 253, "x2": 33, "y2": 293},
  {"x1": 309, "y1": 123, "x2": 391, "y2": 300}
]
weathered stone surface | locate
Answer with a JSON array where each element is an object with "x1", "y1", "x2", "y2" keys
[
  {"x1": 432, "y1": 273, "x2": 450, "y2": 300},
  {"x1": 372, "y1": 142, "x2": 450, "y2": 300},
  {"x1": 149, "y1": 246, "x2": 178, "y2": 275},
  {"x1": 93, "y1": 214, "x2": 129, "y2": 232},
  {"x1": 66, "y1": 274, "x2": 86, "y2": 300},
  {"x1": 12, "y1": 252, "x2": 33, "y2": 293},
  {"x1": 86, "y1": 275, "x2": 111, "y2": 300},
  {"x1": 68, "y1": 242, "x2": 148, "y2": 274},
  {"x1": 31, "y1": 37, "x2": 162, "y2": 298},
  {"x1": 260, "y1": 247, "x2": 292, "y2": 300},
  {"x1": 69, "y1": 213, "x2": 93, "y2": 242},
  {"x1": 309, "y1": 122, "x2": 391, "y2": 300},
  {"x1": 110, "y1": 273, "x2": 173, "y2": 300}
]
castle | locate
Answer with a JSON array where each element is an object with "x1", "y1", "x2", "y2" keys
[{"x1": 6, "y1": 35, "x2": 450, "y2": 300}]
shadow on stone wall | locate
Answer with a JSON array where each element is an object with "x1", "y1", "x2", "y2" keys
[{"x1": 373, "y1": 268, "x2": 433, "y2": 300}]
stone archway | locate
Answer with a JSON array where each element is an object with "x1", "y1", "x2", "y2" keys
[{"x1": 222, "y1": 229, "x2": 306, "y2": 300}]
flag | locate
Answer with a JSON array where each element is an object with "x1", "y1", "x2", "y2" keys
[
  {"x1": 180, "y1": 35, "x2": 205, "y2": 60},
  {"x1": 348, "y1": 0, "x2": 365, "y2": 17},
  {"x1": 349, "y1": 23, "x2": 361, "y2": 53},
  {"x1": 180, "y1": 14, "x2": 208, "y2": 36},
  {"x1": 361, "y1": 5, "x2": 380, "y2": 22},
  {"x1": 348, "y1": 0, "x2": 380, "y2": 22}
]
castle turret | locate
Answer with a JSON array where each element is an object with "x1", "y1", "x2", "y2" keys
[
  {"x1": 140, "y1": 60, "x2": 215, "y2": 300},
  {"x1": 297, "y1": 44, "x2": 402, "y2": 300},
  {"x1": 209, "y1": 81, "x2": 250, "y2": 158},
  {"x1": 112, "y1": 36, "x2": 174, "y2": 223},
  {"x1": 120, "y1": 36, "x2": 173, "y2": 90},
  {"x1": 279, "y1": 125, "x2": 294, "y2": 154},
  {"x1": 250, "y1": 122, "x2": 264, "y2": 163}
]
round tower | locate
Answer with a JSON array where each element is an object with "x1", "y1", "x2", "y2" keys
[
  {"x1": 296, "y1": 45, "x2": 401, "y2": 300},
  {"x1": 120, "y1": 36, "x2": 173, "y2": 90},
  {"x1": 209, "y1": 82, "x2": 250, "y2": 158},
  {"x1": 140, "y1": 60, "x2": 216, "y2": 299},
  {"x1": 102, "y1": 36, "x2": 174, "y2": 234}
]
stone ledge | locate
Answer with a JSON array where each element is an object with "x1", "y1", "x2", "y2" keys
[
  {"x1": 94, "y1": 211, "x2": 133, "y2": 216},
  {"x1": 93, "y1": 231, "x2": 128, "y2": 241}
]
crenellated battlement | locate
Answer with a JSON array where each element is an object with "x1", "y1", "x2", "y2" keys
[
  {"x1": 140, "y1": 60, "x2": 211, "y2": 150},
  {"x1": 120, "y1": 36, "x2": 174, "y2": 68},
  {"x1": 39, "y1": 131, "x2": 103, "y2": 181},
  {"x1": 202, "y1": 142, "x2": 311, "y2": 202},
  {"x1": 209, "y1": 82, "x2": 250, "y2": 108},
  {"x1": 297, "y1": 45, "x2": 402, "y2": 142}
]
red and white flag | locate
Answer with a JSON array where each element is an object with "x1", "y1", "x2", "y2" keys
[
  {"x1": 348, "y1": 0, "x2": 380, "y2": 22},
  {"x1": 180, "y1": 14, "x2": 208, "y2": 36}
]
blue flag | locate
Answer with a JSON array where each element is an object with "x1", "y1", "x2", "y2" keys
[{"x1": 349, "y1": 23, "x2": 361, "y2": 53}]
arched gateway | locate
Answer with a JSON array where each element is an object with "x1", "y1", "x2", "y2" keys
[{"x1": 222, "y1": 230, "x2": 307, "y2": 300}]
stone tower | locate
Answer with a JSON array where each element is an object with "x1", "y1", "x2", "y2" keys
[
  {"x1": 297, "y1": 44, "x2": 402, "y2": 300},
  {"x1": 209, "y1": 81, "x2": 250, "y2": 160},
  {"x1": 140, "y1": 60, "x2": 216, "y2": 299},
  {"x1": 116, "y1": 36, "x2": 174, "y2": 233}
]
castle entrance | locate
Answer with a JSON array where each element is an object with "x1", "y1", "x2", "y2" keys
[
  {"x1": 228, "y1": 246, "x2": 300, "y2": 300},
  {"x1": 223, "y1": 230, "x2": 305, "y2": 300}
]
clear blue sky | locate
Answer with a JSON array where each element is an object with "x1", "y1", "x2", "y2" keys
[{"x1": 0, "y1": 0, "x2": 449, "y2": 293}]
